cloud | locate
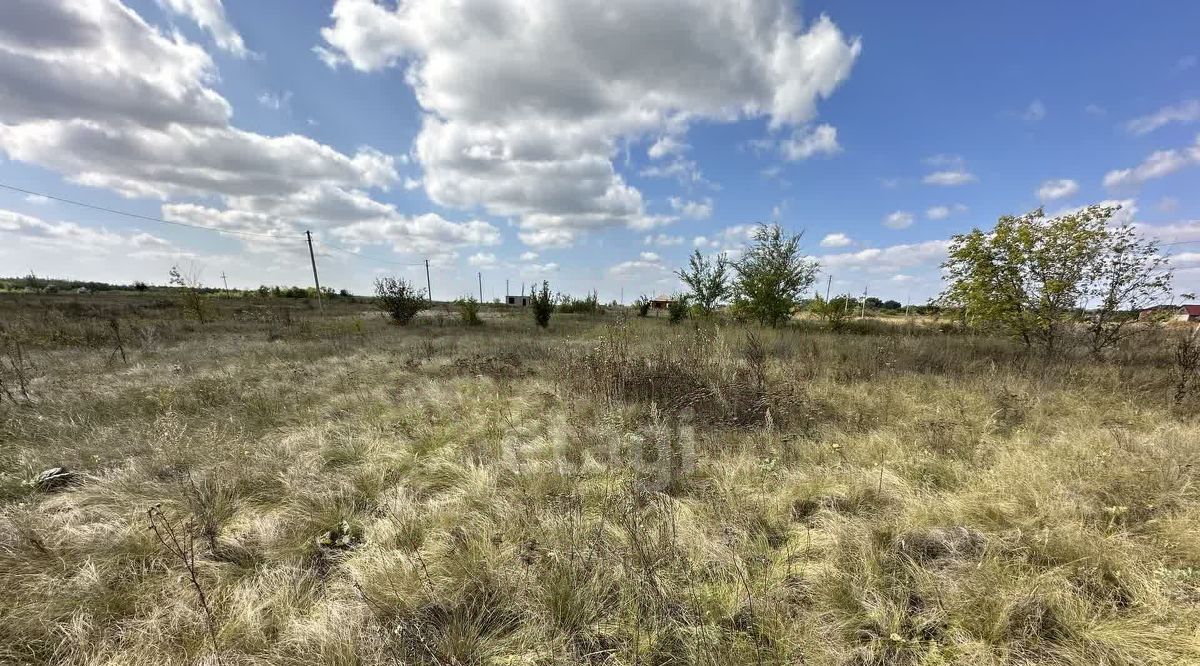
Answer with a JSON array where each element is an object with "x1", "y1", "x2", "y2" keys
[
  {"x1": 609, "y1": 252, "x2": 671, "y2": 279},
  {"x1": 257, "y1": 90, "x2": 293, "y2": 112},
  {"x1": 644, "y1": 233, "x2": 685, "y2": 246},
  {"x1": 819, "y1": 239, "x2": 950, "y2": 273},
  {"x1": 0, "y1": 0, "x2": 230, "y2": 127},
  {"x1": 24, "y1": 194, "x2": 50, "y2": 205},
  {"x1": 668, "y1": 196, "x2": 713, "y2": 220},
  {"x1": 923, "y1": 170, "x2": 977, "y2": 186},
  {"x1": 648, "y1": 134, "x2": 688, "y2": 159},
  {"x1": 318, "y1": 0, "x2": 861, "y2": 246},
  {"x1": 156, "y1": 0, "x2": 248, "y2": 56},
  {"x1": 925, "y1": 204, "x2": 967, "y2": 220},
  {"x1": 820, "y1": 232, "x2": 852, "y2": 248},
  {"x1": 693, "y1": 224, "x2": 757, "y2": 253},
  {"x1": 0, "y1": 207, "x2": 172, "y2": 252},
  {"x1": 1125, "y1": 99, "x2": 1200, "y2": 135},
  {"x1": 1157, "y1": 197, "x2": 1179, "y2": 214},
  {"x1": 883, "y1": 210, "x2": 914, "y2": 229},
  {"x1": 468, "y1": 252, "x2": 497, "y2": 268},
  {"x1": 0, "y1": 0, "x2": 500, "y2": 261},
  {"x1": 1022, "y1": 99, "x2": 1046, "y2": 122},
  {"x1": 1103, "y1": 136, "x2": 1200, "y2": 189},
  {"x1": 779, "y1": 124, "x2": 841, "y2": 160},
  {"x1": 1178, "y1": 55, "x2": 1198, "y2": 73},
  {"x1": 1036, "y1": 178, "x2": 1079, "y2": 201},
  {"x1": 330, "y1": 213, "x2": 501, "y2": 259},
  {"x1": 519, "y1": 251, "x2": 539, "y2": 261}
]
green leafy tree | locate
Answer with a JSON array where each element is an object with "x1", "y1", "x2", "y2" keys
[
  {"x1": 531, "y1": 281, "x2": 554, "y2": 328},
  {"x1": 732, "y1": 224, "x2": 819, "y2": 327},
  {"x1": 941, "y1": 205, "x2": 1169, "y2": 355},
  {"x1": 374, "y1": 276, "x2": 428, "y2": 325},
  {"x1": 881, "y1": 299, "x2": 902, "y2": 310},
  {"x1": 675, "y1": 250, "x2": 730, "y2": 316},
  {"x1": 667, "y1": 294, "x2": 690, "y2": 324},
  {"x1": 635, "y1": 296, "x2": 652, "y2": 318}
]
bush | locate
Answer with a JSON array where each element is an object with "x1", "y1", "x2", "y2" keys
[
  {"x1": 558, "y1": 291, "x2": 602, "y2": 315},
  {"x1": 374, "y1": 276, "x2": 427, "y2": 325},
  {"x1": 456, "y1": 297, "x2": 482, "y2": 326},
  {"x1": 667, "y1": 295, "x2": 689, "y2": 324},
  {"x1": 636, "y1": 297, "x2": 652, "y2": 318},
  {"x1": 531, "y1": 281, "x2": 553, "y2": 328}
]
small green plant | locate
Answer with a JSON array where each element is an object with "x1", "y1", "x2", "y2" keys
[
  {"x1": 667, "y1": 295, "x2": 689, "y2": 324},
  {"x1": 809, "y1": 294, "x2": 854, "y2": 331},
  {"x1": 456, "y1": 296, "x2": 482, "y2": 326},
  {"x1": 636, "y1": 296, "x2": 652, "y2": 318},
  {"x1": 531, "y1": 281, "x2": 554, "y2": 328},
  {"x1": 374, "y1": 276, "x2": 428, "y2": 326}
]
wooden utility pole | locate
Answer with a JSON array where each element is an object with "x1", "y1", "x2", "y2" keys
[
  {"x1": 305, "y1": 230, "x2": 323, "y2": 311},
  {"x1": 825, "y1": 274, "x2": 832, "y2": 301},
  {"x1": 220, "y1": 272, "x2": 229, "y2": 291},
  {"x1": 860, "y1": 285, "x2": 868, "y2": 319},
  {"x1": 506, "y1": 279, "x2": 509, "y2": 302},
  {"x1": 478, "y1": 272, "x2": 483, "y2": 302},
  {"x1": 425, "y1": 259, "x2": 432, "y2": 302}
]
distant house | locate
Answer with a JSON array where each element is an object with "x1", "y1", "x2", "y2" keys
[
  {"x1": 1138, "y1": 305, "x2": 1177, "y2": 321},
  {"x1": 1177, "y1": 304, "x2": 1200, "y2": 322},
  {"x1": 649, "y1": 294, "x2": 674, "y2": 311},
  {"x1": 506, "y1": 295, "x2": 531, "y2": 307}
]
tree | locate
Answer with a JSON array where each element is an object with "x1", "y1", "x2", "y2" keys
[
  {"x1": 732, "y1": 224, "x2": 819, "y2": 327},
  {"x1": 1084, "y1": 222, "x2": 1172, "y2": 356},
  {"x1": 941, "y1": 205, "x2": 1170, "y2": 355},
  {"x1": 531, "y1": 281, "x2": 553, "y2": 328},
  {"x1": 881, "y1": 299, "x2": 902, "y2": 310},
  {"x1": 667, "y1": 294, "x2": 690, "y2": 324},
  {"x1": 675, "y1": 250, "x2": 730, "y2": 316},
  {"x1": 809, "y1": 294, "x2": 854, "y2": 330},
  {"x1": 374, "y1": 276, "x2": 427, "y2": 325},
  {"x1": 169, "y1": 264, "x2": 210, "y2": 323},
  {"x1": 456, "y1": 296, "x2": 482, "y2": 326}
]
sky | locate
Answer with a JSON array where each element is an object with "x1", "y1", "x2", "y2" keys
[{"x1": 1, "y1": 0, "x2": 1199, "y2": 303}]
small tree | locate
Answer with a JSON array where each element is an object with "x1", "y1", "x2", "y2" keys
[
  {"x1": 732, "y1": 224, "x2": 819, "y2": 327},
  {"x1": 675, "y1": 250, "x2": 730, "y2": 316},
  {"x1": 374, "y1": 276, "x2": 427, "y2": 325},
  {"x1": 635, "y1": 296, "x2": 652, "y2": 318},
  {"x1": 456, "y1": 296, "x2": 482, "y2": 326},
  {"x1": 169, "y1": 264, "x2": 209, "y2": 323},
  {"x1": 667, "y1": 294, "x2": 690, "y2": 324},
  {"x1": 809, "y1": 294, "x2": 854, "y2": 330},
  {"x1": 531, "y1": 281, "x2": 553, "y2": 328}
]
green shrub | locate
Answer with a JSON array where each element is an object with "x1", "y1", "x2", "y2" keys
[
  {"x1": 374, "y1": 276, "x2": 427, "y2": 326},
  {"x1": 636, "y1": 297, "x2": 652, "y2": 318},
  {"x1": 667, "y1": 295, "x2": 689, "y2": 324},
  {"x1": 531, "y1": 281, "x2": 553, "y2": 328},
  {"x1": 456, "y1": 296, "x2": 482, "y2": 326}
]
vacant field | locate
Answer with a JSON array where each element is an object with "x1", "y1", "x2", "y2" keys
[{"x1": 2, "y1": 292, "x2": 1199, "y2": 665}]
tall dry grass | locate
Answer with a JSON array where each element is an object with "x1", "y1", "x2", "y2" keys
[{"x1": 0, "y1": 292, "x2": 1198, "y2": 664}]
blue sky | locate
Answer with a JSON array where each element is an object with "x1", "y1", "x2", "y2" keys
[{"x1": 1, "y1": 0, "x2": 1198, "y2": 303}]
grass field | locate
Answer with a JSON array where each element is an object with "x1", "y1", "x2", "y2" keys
[{"x1": 2, "y1": 292, "x2": 1199, "y2": 665}]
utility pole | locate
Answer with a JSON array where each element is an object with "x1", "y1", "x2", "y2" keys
[
  {"x1": 506, "y1": 279, "x2": 510, "y2": 303},
  {"x1": 825, "y1": 274, "x2": 832, "y2": 301},
  {"x1": 478, "y1": 272, "x2": 483, "y2": 302},
  {"x1": 220, "y1": 272, "x2": 229, "y2": 292},
  {"x1": 305, "y1": 230, "x2": 323, "y2": 311},
  {"x1": 424, "y1": 259, "x2": 432, "y2": 302},
  {"x1": 860, "y1": 285, "x2": 868, "y2": 319}
]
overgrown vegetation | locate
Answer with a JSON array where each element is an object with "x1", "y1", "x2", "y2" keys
[
  {"x1": 456, "y1": 296, "x2": 482, "y2": 326},
  {"x1": 374, "y1": 276, "x2": 427, "y2": 325},
  {"x1": 531, "y1": 280, "x2": 553, "y2": 328},
  {"x1": 732, "y1": 224, "x2": 819, "y2": 327},
  {"x1": 1, "y1": 265, "x2": 1199, "y2": 665}
]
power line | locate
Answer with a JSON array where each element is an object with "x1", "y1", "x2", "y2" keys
[
  {"x1": 0, "y1": 182, "x2": 297, "y2": 240},
  {"x1": 318, "y1": 241, "x2": 427, "y2": 267}
]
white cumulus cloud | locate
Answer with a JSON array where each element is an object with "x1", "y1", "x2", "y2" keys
[
  {"x1": 1036, "y1": 179, "x2": 1079, "y2": 201},
  {"x1": 883, "y1": 211, "x2": 914, "y2": 229},
  {"x1": 820, "y1": 232, "x2": 852, "y2": 248},
  {"x1": 318, "y1": 0, "x2": 862, "y2": 247}
]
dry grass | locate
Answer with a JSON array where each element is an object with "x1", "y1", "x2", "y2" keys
[{"x1": 1, "y1": 292, "x2": 1199, "y2": 665}]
